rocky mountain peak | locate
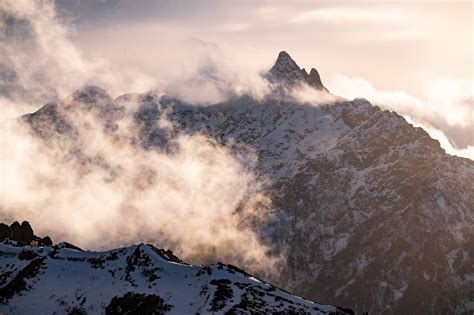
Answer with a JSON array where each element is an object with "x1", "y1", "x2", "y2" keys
[
  {"x1": 270, "y1": 51, "x2": 301, "y2": 75},
  {"x1": 268, "y1": 51, "x2": 328, "y2": 92}
]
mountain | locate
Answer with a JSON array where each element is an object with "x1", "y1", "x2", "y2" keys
[
  {"x1": 268, "y1": 51, "x2": 328, "y2": 92},
  {"x1": 20, "y1": 52, "x2": 474, "y2": 314},
  {"x1": 0, "y1": 228, "x2": 351, "y2": 315}
]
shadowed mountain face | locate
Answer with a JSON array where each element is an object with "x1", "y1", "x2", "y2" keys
[
  {"x1": 0, "y1": 224, "x2": 351, "y2": 315},
  {"x1": 20, "y1": 52, "x2": 474, "y2": 314}
]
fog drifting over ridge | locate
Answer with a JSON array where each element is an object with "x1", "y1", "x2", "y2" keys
[
  {"x1": 0, "y1": 0, "x2": 283, "y2": 276},
  {"x1": 327, "y1": 74, "x2": 474, "y2": 159},
  {"x1": 56, "y1": 0, "x2": 473, "y2": 151},
  {"x1": 0, "y1": 0, "x2": 472, "y2": 269},
  {"x1": 4, "y1": 0, "x2": 471, "y2": 157}
]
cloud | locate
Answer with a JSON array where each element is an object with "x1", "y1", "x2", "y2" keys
[
  {"x1": 0, "y1": 0, "x2": 282, "y2": 276},
  {"x1": 405, "y1": 117, "x2": 474, "y2": 159},
  {"x1": 0, "y1": 92, "x2": 282, "y2": 275},
  {"x1": 161, "y1": 39, "x2": 272, "y2": 104},
  {"x1": 290, "y1": 7, "x2": 407, "y2": 26},
  {"x1": 289, "y1": 83, "x2": 342, "y2": 104},
  {"x1": 327, "y1": 73, "x2": 474, "y2": 159},
  {"x1": 0, "y1": 0, "x2": 156, "y2": 105}
]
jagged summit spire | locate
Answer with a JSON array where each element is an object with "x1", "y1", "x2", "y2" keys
[
  {"x1": 271, "y1": 51, "x2": 301, "y2": 73},
  {"x1": 268, "y1": 51, "x2": 328, "y2": 92},
  {"x1": 269, "y1": 51, "x2": 303, "y2": 81},
  {"x1": 308, "y1": 68, "x2": 324, "y2": 89},
  {"x1": 277, "y1": 50, "x2": 290, "y2": 58}
]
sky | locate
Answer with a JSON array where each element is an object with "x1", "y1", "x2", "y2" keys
[
  {"x1": 1, "y1": 0, "x2": 473, "y2": 157},
  {"x1": 55, "y1": 0, "x2": 473, "y2": 157},
  {"x1": 54, "y1": 0, "x2": 472, "y2": 90},
  {"x1": 56, "y1": 0, "x2": 473, "y2": 94}
]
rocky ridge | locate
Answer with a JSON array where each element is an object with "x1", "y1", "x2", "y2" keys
[
  {"x1": 0, "y1": 221, "x2": 52, "y2": 247},
  {"x1": 0, "y1": 223, "x2": 351, "y2": 315}
]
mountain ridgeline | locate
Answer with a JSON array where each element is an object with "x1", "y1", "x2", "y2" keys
[
  {"x1": 11, "y1": 52, "x2": 474, "y2": 314},
  {"x1": 0, "y1": 223, "x2": 352, "y2": 314}
]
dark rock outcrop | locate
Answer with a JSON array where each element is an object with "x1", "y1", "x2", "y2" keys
[
  {"x1": 0, "y1": 223, "x2": 11, "y2": 240},
  {"x1": 9, "y1": 221, "x2": 22, "y2": 242},
  {"x1": 20, "y1": 221, "x2": 34, "y2": 243},
  {"x1": 268, "y1": 51, "x2": 329, "y2": 92},
  {"x1": 105, "y1": 292, "x2": 172, "y2": 315},
  {"x1": 0, "y1": 221, "x2": 52, "y2": 247}
]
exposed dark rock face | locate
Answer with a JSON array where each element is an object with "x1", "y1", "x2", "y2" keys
[
  {"x1": 268, "y1": 51, "x2": 329, "y2": 92},
  {"x1": 209, "y1": 279, "x2": 234, "y2": 311},
  {"x1": 39, "y1": 236, "x2": 52, "y2": 246},
  {"x1": 308, "y1": 68, "x2": 324, "y2": 89},
  {"x1": 9, "y1": 221, "x2": 22, "y2": 242},
  {"x1": 18, "y1": 249, "x2": 39, "y2": 261},
  {"x1": 0, "y1": 223, "x2": 11, "y2": 240},
  {"x1": 19, "y1": 221, "x2": 34, "y2": 243},
  {"x1": 0, "y1": 221, "x2": 52, "y2": 247},
  {"x1": 106, "y1": 292, "x2": 172, "y2": 315},
  {"x1": 0, "y1": 257, "x2": 45, "y2": 303},
  {"x1": 68, "y1": 307, "x2": 87, "y2": 315}
]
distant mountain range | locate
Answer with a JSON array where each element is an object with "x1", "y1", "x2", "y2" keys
[{"x1": 12, "y1": 51, "x2": 474, "y2": 314}]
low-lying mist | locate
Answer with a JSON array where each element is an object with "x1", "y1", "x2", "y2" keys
[
  {"x1": 0, "y1": 91, "x2": 283, "y2": 275},
  {"x1": 0, "y1": 0, "x2": 289, "y2": 276}
]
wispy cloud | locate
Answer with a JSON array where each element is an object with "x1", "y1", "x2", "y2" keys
[
  {"x1": 290, "y1": 7, "x2": 407, "y2": 26},
  {"x1": 0, "y1": 0, "x2": 281, "y2": 276},
  {"x1": 327, "y1": 73, "x2": 474, "y2": 159}
]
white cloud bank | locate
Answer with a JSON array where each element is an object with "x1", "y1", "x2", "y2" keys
[
  {"x1": 327, "y1": 74, "x2": 473, "y2": 160},
  {"x1": 0, "y1": 0, "x2": 280, "y2": 276}
]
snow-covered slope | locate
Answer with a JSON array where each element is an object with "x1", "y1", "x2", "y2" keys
[
  {"x1": 0, "y1": 240, "x2": 351, "y2": 315},
  {"x1": 20, "y1": 52, "x2": 474, "y2": 314}
]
